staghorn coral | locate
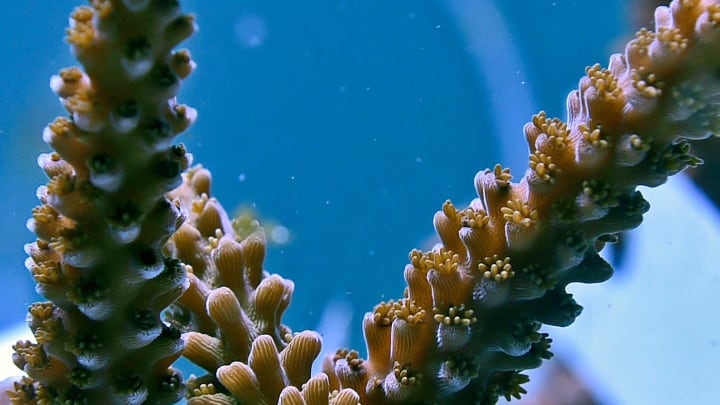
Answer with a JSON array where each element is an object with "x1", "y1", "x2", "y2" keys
[
  {"x1": 161, "y1": 166, "x2": 360, "y2": 405},
  {"x1": 8, "y1": 1, "x2": 196, "y2": 403},
  {"x1": 5, "y1": 0, "x2": 720, "y2": 404}
]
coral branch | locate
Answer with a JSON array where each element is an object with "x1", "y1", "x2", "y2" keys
[
  {"x1": 310, "y1": 0, "x2": 719, "y2": 402},
  {"x1": 8, "y1": 0, "x2": 196, "y2": 403}
]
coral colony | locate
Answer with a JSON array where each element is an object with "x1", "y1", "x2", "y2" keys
[{"x1": 4, "y1": 0, "x2": 720, "y2": 404}]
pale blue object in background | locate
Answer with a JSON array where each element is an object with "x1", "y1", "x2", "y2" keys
[{"x1": 543, "y1": 175, "x2": 720, "y2": 404}]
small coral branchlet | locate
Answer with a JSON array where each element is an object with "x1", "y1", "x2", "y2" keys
[{"x1": 11, "y1": 0, "x2": 197, "y2": 403}]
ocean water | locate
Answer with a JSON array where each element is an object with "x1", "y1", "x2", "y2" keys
[{"x1": 2, "y1": 1, "x2": 718, "y2": 403}]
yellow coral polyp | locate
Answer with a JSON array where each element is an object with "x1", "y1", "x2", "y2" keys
[
  {"x1": 46, "y1": 173, "x2": 74, "y2": 196},
  {"x1": 7, "y1": 377, "x2": 40, "y2": 404},
  {"x1": 373, "y1": 299, "x2": 426, "y2": 326},
  {"x1": 631, "y1": 67, "x2": 664, "y2": 98},
  {"x1": 434, "y1": 251, "x2": 460, "y2": 275},
  {"x1": 90, "y1": 0, "x2": 112, "y2": 18},
  {"x1": 585, "y1": 64, "x2": 621, "y2": 101},
  {"x1": 500, "y1": 199, "x2": 537, "y2": 229},
  {"x1": 441, "y1": 199, "x2": 461, "y2": 226},
  {"x1": 432, "y1": 304, "x2": 477, "y2": 327},
  {"x1": 190, "y1": 193, "x2": 210, "y2": 215},
  {"x1": 334, "y1": 349, "x2": 365, "y2": 371},
  {"x1": 528, "y1": 152, "x2": 558, "y2": 183},
  {"x1": 478, "y1": 255, "x2": 514, "y2": 282},
  {"x1": 39, "y1": 153, "x2": 73, "y2": 179},
  {"x1": 392, "y1": 361, "x2": 421, "y2": 387},
  {"x1": 531, "y1": 112, "x2": 570, "y2": 150},
  {"x1": 48, "y1": 117, "x2": 73, "y2": 137},
  {"x1": 411, "y1": 248, "x2": 460, "y2": 275},
  {"x1": 63, "y1": 89, "x2": 95, "y2": 115},
  {"x1": 459, "y1": 206, "x2": 489, "y2": 229},
  {"x1": 442, "y1": 359, "x2": 479, "y2": 381},
  {"x1": 395, "y1": 300, "x2": 426, "y2": 325},
  {"x1": 32, "y1": 204, "x2": 59, "y2": 225},
  {"x1": 629, "y1": 134, "x2": 650, "y2": 151},
  {"x1": 490, "y1": 164, "x2": 512, "y2": 187},
  {"x1": 329, "y1": 388, "x2": 363, "y2": 404},
  {"x1": 656, "y1": 26, "x2": 689, "y2": 51},
  {"x1": 627, "y1": 27, "x2": 655, "y2": 62},
  {"x1": 33, "y1": 319, "x2": 60, "y2": 345},
  {"x1": 30, "y1": 261, "x2": 62, "y2": 285},
  {"x1": 59, "y1": 67, "x2": 83, "y2": 85},
  {"x1": 14, "y1": 341, "x2": 48, "y2": 369},
  {"x1": 582, "y1": 179, "x2": 620, "y2": 207},
  {"x1": 189, "y1": 383, "x2": 217, "y2": 397},
  {"x1": 204, "y1": 228, "x2": 224, "y2": 254},
  {"x1": 408, "y1": 249, "x2": 425, "y2": 272},
  {"x1": 373, "y1": 301, "x2": 396, "y2": 326},
  {"x1": 66, "y1": 7, "x2": 97, "y2": 48},
  {"x1": 579, "y1": 123, "x2": 610, "y2": 148},
  {"x1": 29, "y1": 303, "x2": 55, "y2": 320},
  {"x1": 709, "y1": 4, "x2": 720, "y2": 25}
]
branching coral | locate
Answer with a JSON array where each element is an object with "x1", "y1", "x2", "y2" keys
[{"x1": 5, "y1": 0, "x2": 720, "y2": 404}]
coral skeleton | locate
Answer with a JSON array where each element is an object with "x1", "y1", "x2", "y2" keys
[{"x1": 5, "y1": 0, "x2": 720, "y2": 403}]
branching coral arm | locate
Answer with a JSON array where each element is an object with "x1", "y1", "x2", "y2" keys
[
  {"x1": 322, "y1": 1, "x2": 720, "y2": 402},
  {"x1": 6, "y1": 1, "x2": 197, "y2": 403}
]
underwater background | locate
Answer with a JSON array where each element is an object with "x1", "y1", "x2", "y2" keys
[{"x1": 1, "y1": 1, "x2": 718, "y2": 403}]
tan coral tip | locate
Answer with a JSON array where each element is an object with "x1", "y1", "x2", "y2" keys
[
  {"x1": 252, "y1": 275, "x2": 294, "y2": 339},
  {"x1": 248, "y1": 335, "x2": 288, "y2": 403},
  {"x1": 188, "y1": 166, "x2": 212, "y2": 195},
  {"x1": 182, "y1": 332, "x2": 224, "y2": 372},
  {"x1": 206, "y1": 287, "x2": 254, "y2": 360},
  {"x1": 172, "y1": 49, "x2": 197, "y2": 79},
  {"x1": 212, "y1": 235, "x2": 247, "y2": 299},
  {"x1": 329, "y1": 388, "x2": 361, "y2": 405},
  {"x1": 278, "y1": 385, "x2": 305, "y2": 405},
  {"x1": 333, "y1": 349, "x2": 368, "y2": 400},
  {"x1": 280, "y1": 330, "x2": 322, "y2": 388},
  {"x1": 241, "y1": 230, "x2": 267, "y2": 288},
  {"x1": 301, "y1": 373, "x2": 331, "y2": 405},
  {"x1": 216, "y1": 361, "x2": 268, "y2": 405}
]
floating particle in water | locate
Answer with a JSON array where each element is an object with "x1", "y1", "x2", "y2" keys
[
  {"x1": 234, "y1": 13, "x2": 268, "y2": 49},
  {"x1": 270, "y1": 225, "x2": 290, "y2": 245}
]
